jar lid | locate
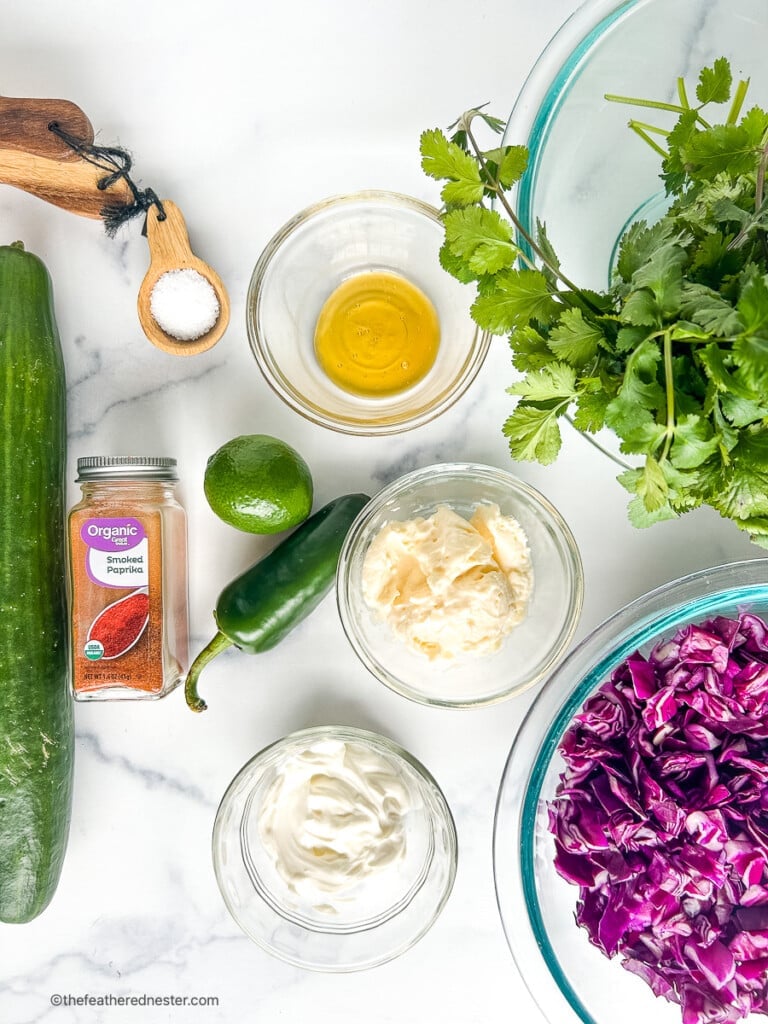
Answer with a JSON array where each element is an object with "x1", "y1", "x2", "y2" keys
[{"x1": 76, "y1": 456, "x2": 178, "y2": 482}]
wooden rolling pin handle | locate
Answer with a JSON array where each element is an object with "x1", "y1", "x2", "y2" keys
[{"x1": 0, "y1": 96, "x2": 94, "y2": 161}]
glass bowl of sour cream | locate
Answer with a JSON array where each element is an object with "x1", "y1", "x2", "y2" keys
[
  {"x1": 246, "y1": 191, "x2": 490, "y2": 435},
  {"x1": 337, "y1": 463, "x2": 584, "y2": 708},
  {"x1": 212, "y1": 725, "x2": 457, "y2": 971}
]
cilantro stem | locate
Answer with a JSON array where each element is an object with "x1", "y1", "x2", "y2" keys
[
  {"x1": 604, "y1": 94, "x2": 689, "y2": 114},
  {"x1": 659, "y1": 330, "x2": 675, "y2": 464},
  {"x1": 628, "y1": 122, "x2": 669, "y2": 159},
  {"x1": 677, "y1": 78, "x2": 690, "y2": 109},
  {"x1": 755, "y1": 142, "x2": 768, "y2": 211},
  {"x1": 726, "y1": 78, "x2": 750, "y2": 125},
  {"x1": 605, "y1": 93, "x2": 711, "y2": 130},
  {"x1": 627, "y1": 120, "x2": 671, "y2": 138},
  {"x1": 462, "y1": 118, "x2": 601, "y2": 311}
]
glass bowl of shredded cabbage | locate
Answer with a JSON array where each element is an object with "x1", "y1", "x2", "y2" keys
[{"x1": 494, "y1": 559, "x2": 768, "y2": 1024}]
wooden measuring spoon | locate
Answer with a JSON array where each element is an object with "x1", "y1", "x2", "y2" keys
[
  {"x1": 137, "y1": 201, "x2": 229, "y2": 356},
  {"x1": 0, "y1": 96, "x2": 94, "y2": 160}
]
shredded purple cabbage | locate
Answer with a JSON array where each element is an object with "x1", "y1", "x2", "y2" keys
[{"x1": 549, "y1": 613, "x2": 768, "y2": 1024}]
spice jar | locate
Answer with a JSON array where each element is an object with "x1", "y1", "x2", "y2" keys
[{"x1": 68, "y1": 457, "x2": 188, "y2": 700}]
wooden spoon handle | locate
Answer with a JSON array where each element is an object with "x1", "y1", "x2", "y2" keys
[
  {"x1": 145, "y1": 200, "x2": 195, "y2": 265},
  {"x1": 0, "y1": 96, "x2": 94, "y2": 160},
  {"x1": 0, "y1": 148, "x2": 133, "y2": 219}
]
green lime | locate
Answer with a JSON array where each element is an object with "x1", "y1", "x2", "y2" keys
[{"x1": 204, "y1": 435, "x2": 313, "y2": 534}]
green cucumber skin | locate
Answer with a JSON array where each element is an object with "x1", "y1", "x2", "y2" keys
[
  {"x1": 214, "y1": 493, "x2": 370, "y2": 653},
  {"x1": 0, "y1": 244, "x2": 73, "y2": 924}
]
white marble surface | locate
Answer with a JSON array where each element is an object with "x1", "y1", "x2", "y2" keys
[{"x1": 0, "y1": 1, "x2": 761, "y2": 1022}]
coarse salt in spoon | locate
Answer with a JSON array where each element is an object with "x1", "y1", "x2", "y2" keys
[{"x1": 137, "y1": 200, "x2": 230, "y2": 356}]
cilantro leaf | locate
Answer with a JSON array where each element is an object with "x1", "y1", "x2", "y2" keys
[
  {"x1": 681, "y1": 124, "x2": 759, "y2": 180},
  {"x1": 619, "y1": 456, "x2": 669, "y2": 512},
  {"x1": 625, "y1": 493, "x2": 678, "y2": 528},
  {"x1": 712, "y1": 432, "x2": 768, "y2": 521},
  {"x1": 438, "y1": 240, "x2": 478, "y2": 284},
  {"x1": 483, "y1": 145, "x2": 529, "y2": 188},
  {"x1": 631, "y1": 242, "x2": 687, "y2": 317},
  {"x1": 509, "y1": 326, "x2": 553, "y2": 372},
  {"x1": 605, "y1": 339, "x2": 665, "y2": 435},
  {"x1": 502, "y1": 403, "x2": 565, "y2": 464},
  {"x1": 471, "y1": 268, "x2": 559, "y2": 333},
  {"x1": 736, "y1": 270, "x2": 768, "y2": 334},
  {"x1": 615, "y1": 220, "x2": 676, "y2": 282},
  {"x1": 420, "y1": 129, "x2": 484, "y2": 206},
  {"x1": 620, "y1": 288, "x2": 661, "y2": 327},
  {"x1": 444, "y1": 206, "x2": 517, "y2": 275},
  {"x1": 507, "y1": 363, "x2": 576, "y2": 401},
  {"x1": 680, "y1": 282, "x2": 741, "y2": 336},
  {"x1": 572, "y1": 389, "x2": 612, "y2": 433},
  {"x1": 669, "y1": 414, "x2": 720, "y2": 469},
  {"x1": 546, "y1": 308, "x2": 606, "y2": 366},
  {"x1": 696, "y1": 57, "x2": 732, "y2": 105},
  {"x1": 733, "y1": 336, "x2": 768, "y2": 390}
]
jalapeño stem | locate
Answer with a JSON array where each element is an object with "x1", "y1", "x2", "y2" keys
[{"x1": 184, "y1": 630, "x2": 233, "y2": 713}]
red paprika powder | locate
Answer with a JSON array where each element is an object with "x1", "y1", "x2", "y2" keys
[{"x1": 88, "y1": 590, "x2": 150, "y2": 659}]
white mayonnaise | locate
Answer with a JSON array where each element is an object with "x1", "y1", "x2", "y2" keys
[
  {"x1": 258, "y1": 738, "x2": 410, "y2": 909},
  {"x1": 361, "y1": 503, "x2": 533, "y2": 660}
]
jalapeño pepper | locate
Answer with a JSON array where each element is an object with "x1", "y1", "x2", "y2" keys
[{"x1": 185, "y1": 493, "x2": 369, "y2": 712}]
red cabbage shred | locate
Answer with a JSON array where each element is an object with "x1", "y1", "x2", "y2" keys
[{"x1": 549, "y1": 613, "x2": 768, "y2": 1024}]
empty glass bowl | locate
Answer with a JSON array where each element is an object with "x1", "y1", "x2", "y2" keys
[
  {"x1": 246, "y1": 191, "x2": 490, "y2": 435},
  {"x1": 494, "y1": 559, "x2": 768, "y2": 1024},
  {"x1": 337, "y1": 463, "x2": 583, "y2": 708},
  {"x1": 212, "y1": 725, "x2": 457, "y2": 972},
  {"x1": 506, "y1": 0, "x2": 768, "y2": 289}
]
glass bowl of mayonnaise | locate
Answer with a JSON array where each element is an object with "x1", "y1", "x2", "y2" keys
[
  {"x1": 212, "y1": 725, "x2": 457, "y2": 971},
  {"x1": 246, "y1": 191, "x2": 490, "y2": 435},
  {"x1": 337, "y1": 463, "x2": 584, "y2": 707}
]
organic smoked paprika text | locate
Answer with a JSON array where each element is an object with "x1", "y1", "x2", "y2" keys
[
  {"x1": 68, "y1": 457, "x2": 189, "y2": 700},
  {"x1": 88, "y1": 590, "x2": 150, "y2": 658}
]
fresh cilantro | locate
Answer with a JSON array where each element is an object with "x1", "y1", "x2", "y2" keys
[{"x1": 420, "y1": 57, "x2": 768, "y2": 547}]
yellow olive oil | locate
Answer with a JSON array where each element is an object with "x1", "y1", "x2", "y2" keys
[{"x1": 314, "y1": 271, "x2": 440, "y2": 397}]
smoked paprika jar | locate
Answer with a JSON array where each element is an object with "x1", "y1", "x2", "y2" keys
[{"x1": 68, "y1": 457, "x2": 189, "y2": 700}]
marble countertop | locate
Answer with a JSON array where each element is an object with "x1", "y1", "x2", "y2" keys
[{"x1": 0, "y1": 1, "x2": 761, "y2": 1022}]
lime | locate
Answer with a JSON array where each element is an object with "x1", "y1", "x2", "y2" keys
[{"x1": 204, "y1": 435, "x2": 313, "y2": 534}]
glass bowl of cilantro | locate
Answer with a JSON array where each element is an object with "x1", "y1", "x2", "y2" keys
[
  {"x1": 419, "y1": 0, "x2": 768, "y2": 549},
  {"x1": 507, "y1": 0, "x2": 768, "y2": 290},
  {"x1": 494, "y1": 558, "x2": 768, "y2": 1024}
]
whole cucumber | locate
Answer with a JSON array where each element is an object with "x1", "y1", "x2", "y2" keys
[
  {"x1": 185, "y1": 493, "x2": 369, "y2": 711},
  {"x1": 0, "y1": 242, "x2": 73, "y2": 923}
]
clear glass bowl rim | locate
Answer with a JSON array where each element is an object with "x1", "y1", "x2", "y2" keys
[
  {"x1": 211, "y1": 723, "x2": 458, "y2": 972},
  {"x1": 337, "y1": 461, "x2": 585, "y2": 709},
  {"x1": 504, "y1": 0, "x2": 641, "y2": 255},
  {"x1": 245, "y1": 189, "x2": 492, "y2": 436},
  {"x1": 493, "y1": 557, "x2": 768, "y2": 1024}
]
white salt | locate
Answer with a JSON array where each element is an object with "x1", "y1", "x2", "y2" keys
[{"x1": 149, "y1": 268, "x2": 220, "y2": 342}]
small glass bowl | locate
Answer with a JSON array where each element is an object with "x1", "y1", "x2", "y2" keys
[
  {"x1": 246, "y1": 191, "x2": 490, "y2": 435},
  {"x1": 337, "y1": 463, "x2": 583, "y2": 708},
  {"x1": 212, "y1": 725, "x2": 457, "y2": 972},
  {"x1": 494, "y1": 559, "x2": 768, "y2": 1024}
]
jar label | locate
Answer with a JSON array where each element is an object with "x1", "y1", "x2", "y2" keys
[{"x1": 82, "y1": 517, "x2": 149, "y2": 588}]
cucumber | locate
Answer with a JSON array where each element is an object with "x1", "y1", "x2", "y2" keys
[
  {"x1": 0, "y1": 242, "x2": 73, "y2": 923},
  {"x1": 185, "y1": 493, "x2": 370, "y2": 711}
]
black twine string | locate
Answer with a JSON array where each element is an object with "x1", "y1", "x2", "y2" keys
[{"x1": 48, "y1": 121, "x2": 166, "y2": 237}]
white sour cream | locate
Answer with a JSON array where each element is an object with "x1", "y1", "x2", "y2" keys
[{"x1": 258, "y1": 738, "x2": 410, "y2": 909}]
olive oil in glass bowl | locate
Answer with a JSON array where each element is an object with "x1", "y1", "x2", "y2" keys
[{"x1": 246, "y1": 191, "x2": 490, "y2": 436}]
